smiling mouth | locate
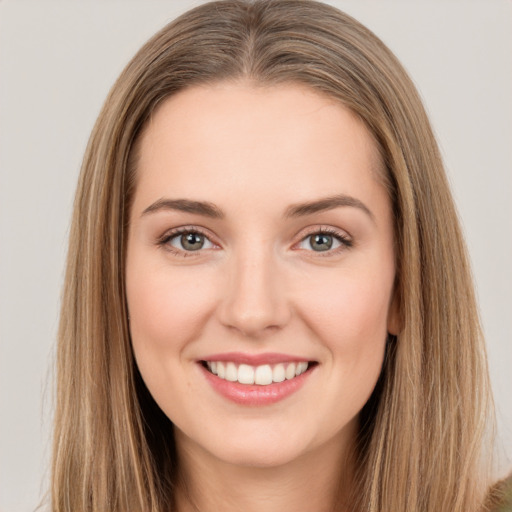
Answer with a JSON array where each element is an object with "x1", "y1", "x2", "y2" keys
[{"x1": 201, "y1": 360, "x2": 317, "y2": 386}]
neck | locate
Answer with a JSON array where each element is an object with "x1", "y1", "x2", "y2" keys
[{"x1": 173, "y1": 428, "x2": 356, "y2": 512}]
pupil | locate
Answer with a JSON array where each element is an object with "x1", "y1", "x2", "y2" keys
[
  {"x1": 312, "y1": 234, "x2": 332, "y2": 251},
  {"x1": 182, "y1": 233, "x2": 204, "y2": 251}
]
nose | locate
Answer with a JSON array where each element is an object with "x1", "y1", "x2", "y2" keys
[{"x1": 217, "y1": 246, "x2": 291, "y2": 338}]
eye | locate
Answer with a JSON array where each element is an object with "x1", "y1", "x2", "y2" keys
[
  {"x1": 161, "y1": 229, "x2": 216, "y2": 253},
  {"x1": 297, "y1": 230, "x2": 352, "y2": 253}
]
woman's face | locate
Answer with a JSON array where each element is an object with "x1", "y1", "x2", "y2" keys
[{"x1": 126, "y1": 82, "x2": 398, "y2": 468}]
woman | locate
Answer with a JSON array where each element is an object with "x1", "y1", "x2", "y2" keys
[{"x1": 51, "y1": 1, "x2": 504, "y2": 510}]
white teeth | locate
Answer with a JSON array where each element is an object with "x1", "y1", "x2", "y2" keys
[
  {"x1": 285, "y1": 363, "x2": 296, "y2": 380},
  {"x1": 254, "y1": 365, "x2": 273, "y2": 385},
  {"x1": 238, "y1": 364, "x2": 255, "y2": 384},
  {"x1": 296, "y1": 362, "x2": 308, "y2": 376},
  {"x1": 225, "y1": 362, "x2": 237, "y2": 382},
  {"x1": 272, "y1": 364, "x2": 286, "y2": 383},
  {"x1": 206, "y1": 361, "x2": 311, "y2": 386}
]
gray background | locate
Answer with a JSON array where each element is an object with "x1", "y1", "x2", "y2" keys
[{"x1": 1, "y1": 1, "x2": 511, "y2": 510}]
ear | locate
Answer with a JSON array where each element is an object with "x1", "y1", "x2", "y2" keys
[{"x1": 387, "y1": 285, "x2": 402, "y2": 336}]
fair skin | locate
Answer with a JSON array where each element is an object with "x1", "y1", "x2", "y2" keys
[{"x1": 126, "y1": 82, "x2": 399, "y2": 512}]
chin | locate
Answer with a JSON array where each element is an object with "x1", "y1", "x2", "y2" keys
[
  {"x1": 210, "y1": 440, "x2": 307, "y2": 469},
  {"x1": 175, "y1": 419, "x2": 317, "y2": 469}
]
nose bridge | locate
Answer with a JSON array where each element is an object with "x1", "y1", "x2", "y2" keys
[{"x1": 219, "y1": 240, "x2": 290, "y2": 337}]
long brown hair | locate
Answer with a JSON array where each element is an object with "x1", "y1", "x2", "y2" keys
[{"x1": 52, "y1": 1, "x2": 495, "y2": 510}]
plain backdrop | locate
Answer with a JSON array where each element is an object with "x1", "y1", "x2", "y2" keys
[{"x1": 1, "y1": 1, "x2": 511, "y2": 510}]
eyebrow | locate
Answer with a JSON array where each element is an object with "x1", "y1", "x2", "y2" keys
[
  {"x1": 284, "y1": 194, "x2": 374, "y2": 221},
  {"x1": 141, "y1": 198, "x2": 224, "y2": 219},
  {"x1": 141, "y1": 193, "x2": 374, "y2": 221}
]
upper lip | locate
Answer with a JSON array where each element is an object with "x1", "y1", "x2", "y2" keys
[{"x1": 199, "y1": 352, "x2": 314, "y2": 366}]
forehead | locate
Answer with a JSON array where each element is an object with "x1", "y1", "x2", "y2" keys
[{"x1": 133, "y1": 82, "x2": 386, "y2": 216}]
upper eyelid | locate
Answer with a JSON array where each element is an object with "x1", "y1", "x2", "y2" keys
[
  {"x1": 159, "y1": 225, "x2": 216, "y2": 243},
  {"x1": 295, "y1": 225, "x2": 352, "y2": 241}
]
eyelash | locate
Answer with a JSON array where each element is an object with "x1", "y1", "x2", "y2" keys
[
  {"x1": 157, "y1": 226, "x2": 215, "y2": 257},
  {"x1": 156, "y1": 226, "x2": 353, "y2": 257},
  {"x1": 298, "y1": 227, "x2": 353, "y2": 256}
]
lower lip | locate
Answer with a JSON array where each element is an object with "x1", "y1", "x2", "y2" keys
[{"x1": 199, "y1": 363, "x2": 315, "y2": 405}]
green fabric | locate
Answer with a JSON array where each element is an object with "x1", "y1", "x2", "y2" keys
[{"x1": 490, "y1": 474, "x2": 512, "y2": 511}]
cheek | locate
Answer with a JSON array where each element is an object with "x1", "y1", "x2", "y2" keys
[
  {"x1": 126, "y1": 258, "x2": 218, "y2": 358},
  {"x1": 126, "y1": 260, "x2": 222, "y2": 418},
  {"x1": 297, "y1": 271, "x2": 392, "y2": 344},
  {"x1": 293, "y1": 264, "x2": 393, "y2": 394}
]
